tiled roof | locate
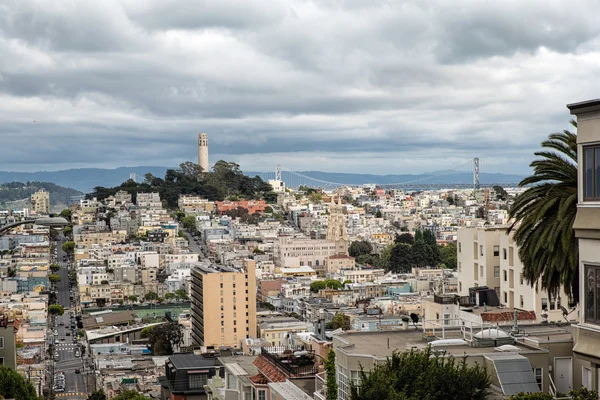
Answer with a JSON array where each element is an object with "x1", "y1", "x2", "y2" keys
[
  {"x1": 481, "y1": 311, "x2": 536, "y2": 322},
  {"x1": 252, "y1": 355, "x2": 287, "y2": 383}
]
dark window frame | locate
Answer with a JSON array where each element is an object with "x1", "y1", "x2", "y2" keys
[
  {"x1": 583, "y1": 144, "x2": 600, "y2": 201},
  {"x1": 584, "y1": 264, "x2": 600, "y2": 325}
]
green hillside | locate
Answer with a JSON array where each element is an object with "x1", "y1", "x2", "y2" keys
[{"x1": 0, "y1": 181, "x2": 83, "y2": 207}]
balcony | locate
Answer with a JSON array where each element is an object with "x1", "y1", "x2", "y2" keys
[
  {"x1": 260, "y1": 347, "x2": 322, "y2": 378},
  {"x1": 314, "y1": 371, "x2": 326, "y2": 400}
]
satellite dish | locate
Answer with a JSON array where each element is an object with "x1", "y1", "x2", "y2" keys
[{"x1": 410, "y1": 313, "x2": 419, "y2": 329}]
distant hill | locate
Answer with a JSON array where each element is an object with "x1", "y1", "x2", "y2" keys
[
  {"x1": 0, "y1": 166, "x2": 525, "y2": 193},
  {"x1": 0, "y1": 167, "x2": 169, "y2": 193},
  {"x1": 0, "y1": 182, "x2": 84, "y2": 209}
]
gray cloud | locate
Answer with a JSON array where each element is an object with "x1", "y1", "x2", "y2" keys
[{"x1": 0, "y1": 0, "x2": 598, "y2": 176}]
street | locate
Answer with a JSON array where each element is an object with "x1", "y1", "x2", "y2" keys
[{"x1": 51, "y1": 237, "x2": 89, "y2": 399}]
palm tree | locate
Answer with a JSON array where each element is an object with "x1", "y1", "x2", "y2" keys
[{"x1": 508, "y1": 121, "x2": 578, "y2": 301}]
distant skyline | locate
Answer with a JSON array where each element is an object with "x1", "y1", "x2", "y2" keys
[{"x1": 1, "y1": 1, "x2": 596, "y2": 174}]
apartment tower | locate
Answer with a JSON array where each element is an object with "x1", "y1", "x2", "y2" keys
[
  {"x1": 30, "y1": 188, "x2": 50, "y2": 214},
  {"x1": 190, "y1": 259, "x2": 257, "y2": 349},
  {"x1": 198, "y1": 133, "x2": 209, "y2": 172}
]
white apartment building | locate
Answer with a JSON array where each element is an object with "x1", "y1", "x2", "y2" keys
[
  {"x1": 30, "y1": 189, "x2": 50, "y2": 214},
  {"x1": 458, "y1": 226, "x2": 570, "y2": 323},
  {"x1": 275, "y1": 237, "x2": 343, "y2": 268}
]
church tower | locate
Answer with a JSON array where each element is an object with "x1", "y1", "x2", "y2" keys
[
  {"x1": 326, "y1": 191, "x2": 349, "y2": 255},
  {"x1": 198, "y1": 133, "x2": 209, "y2": 172}
]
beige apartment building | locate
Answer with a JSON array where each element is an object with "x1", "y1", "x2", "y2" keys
[
  {"x1": 275, "y1": 237, "x2": 344, "y2": 269},
  {"x1": 457, "y1": 226, "x2": 503, "y2": 296},
  {"x1": 568, "y1": 99, "x2": 600, "y2": 391},
  {"x1": 30, "y1": 189, "x2": 49, "y2": 214},
  {"x1": 457, "y1": 226, "x2": 570, "y2": 323},
  {"x1": 190, "y1": 260, "x2": 257, "y2": 349}
]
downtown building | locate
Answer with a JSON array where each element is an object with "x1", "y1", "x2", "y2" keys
[{"x1": 190, "y1": 259, "x2": 257, "y2": 349}]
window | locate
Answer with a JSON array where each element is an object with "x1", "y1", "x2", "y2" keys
[
  {"x1": 0, "y1": 337, "x2": 4, "y2": 349},
  {"x1": 583, "y1": 145, "x2": 600, "y2": 200},
  {"x1": 493, "y1": 245, "x2": 500, "y2": 257},
  {"x1": 520, "y1": 295, "x2": 524, "y2": 308},
  {"x1": 520, "y1": 274, "x2": 524, "y2": 285},
  {"x1": 542, "y1": 297, "x2": 548, "y2": 311},
  {"x1": 458, "y1": 242, "x2": 461, "y2": 253},
  {"x1": 480, "y1": 245, "x2": 483, "y2": 256},
  {"x1": 459, "y1": 282, "x2": 462, "y2": 292},
  {"x1": 503, "y1": 248, "x2": 507, "y2": 260},
  {"x1": 503, "y1": 270, "x2": 507, "y2": 281},
  {"x1": 583, "y1": 367, "x2": 592, "y2": 390},
  {"x1": 258, "y1": 390, "x2": 266, "y2": 400},
  {"x1": 532, "y1": 368, "x2": 542, "y2": 390},
  {"x1": 480, "y1": 265, "x2": 484, "y2": 278},
  {"x1": 493, "y1": 266, "x2": 500, "y2": 278},
  {"x1": 504, "y1": 292, "x2": 508, "y2": 303},
  {"x1": 189, "y1": 373, "x2": 207, "y2": 389},
  {"x1": 458, "y1": 262, "x2": 461, "y2": 272},
  {"x1": 585, "y1": 264, "x2": 600, "y2": 324},
  {"x1": 227, "y1": 374, "x2": 237, "y2": 390}
]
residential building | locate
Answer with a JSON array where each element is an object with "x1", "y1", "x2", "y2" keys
[
  {"x1": 159, "y1": 353, "x2": 221, "y2": 400},
  {"x1": 457, "y1": 226, "x2": 570, "y2": 323},
  {"x1": 568, "y1": 99, "x2": 600, "y2": 391},
  {"x1": 30, "y1": 189, "x2": 49, "y2": 214},
  {"x1": 190, "y1": 260, "x2": 257, "y2": 349}
]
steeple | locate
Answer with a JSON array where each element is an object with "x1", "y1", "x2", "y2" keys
[{"x1": 326, "y1": 189, "x2": 348, "y2": 256}]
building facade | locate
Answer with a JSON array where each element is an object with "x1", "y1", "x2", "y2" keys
[
  {"x1": 191, "y1": 260, "x2": 257, "y2": 349},
  {"x1": 568, "y1": 99, "x2": 600, "y2": 391},
  {"x1": 30, "y1": 189, "x2": 50, "y2": 214}
]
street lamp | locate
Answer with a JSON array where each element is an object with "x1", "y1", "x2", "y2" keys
[{"x1": 0, "y1": 217, "x2": 69, "y2": 236}]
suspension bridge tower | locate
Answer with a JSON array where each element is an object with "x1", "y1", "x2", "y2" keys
[{"x1": 473, "y1": 157, "x2": 480, "y2": 192}]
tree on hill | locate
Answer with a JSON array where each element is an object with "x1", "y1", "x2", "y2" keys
[
  {"x1": 175, "y1": 289, "x2": 188, "y2": 300},
  {"x1": 87, "y1": 161, "x2": 277, "y2": 208},
  {"x1": 181, "y1": 216, "x2": 196, "y2": 231},
  {"x1": 440, "y1": 242, "x2": 457, "y2": 269},
  {"x1": 394, "y1": 233, "x2": 414, "y2": 245},
  {"x1": 59, "y1": 209, "x2": 72, "y2": 221},
  {"x1": 508, "y1": 122, "x2": 578, "y2": 300},
  {"x1": 351, "y1": 348, "x2": 490, "y2": 400},
  {"x1": 0, "y1": 181, "x2": 83, "y2": 206},
  {"x1": 349, "y1": 240, "x2": 373, "y2": 257}
]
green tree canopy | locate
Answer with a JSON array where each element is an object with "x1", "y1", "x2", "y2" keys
[
  {"x1": 0, "y1": 365, "x2": 38, "y2": 400},
  {"x1": 59, "y1": 209, "x2": 72, "y2": 221},
  {"x1": 144, "y1": 292, "x2": 159, "y2": 301},
  {"x1": 351, "y1": 348, "x2": 490, "y2": 400},
  {"x1": 49, "y1": 274, "x2": 61, "y2": 283},
  {"x1": 88, "y1": 389, "x2": 107, "y2": 400},
  {"x1": 331, "y1": 312, "x2": 350, "y2": 330},
  {"x1": 325, "y1": 349, "x2": 337, "y2": 400},
  {"x1": 50, "y1": 263, "x2": 60, "y2": 272},
  {"x1": 141, "y1": 323, "x2": 183, "y2": 356},
  {"x1": 62, "y1": 241, "x2": 75, "y2": 254},
  {"x1": 508, "y1": 121, "x2": 578, "y2": 299},
  {"x1": 394, "y1": 233, "x2": 414, "y2": 245},
  {"x1": 112, "y1": 390, "x2": 151, "y2": 400},
  {"x1": 181, "y1": 216, "x2": 196, "y2": 231},
  {"x1": 48, "y1": 304, "x2": 64, "y2": 316},
  {"x1": 440, "y1": 242, "x2": 457, "y2": 269},
  {"x1": 63, "y1": 226, "x2": 73, "y2": 236},
  {"x1": 375, "y1": 210, "x2": 382, "y2": 218},
  {"x1": 310, "y1": 281, "x2": 327, "y2": 293},
  {"x1": 164, "y1": 293, "x2": 175, "y2": 300},
  {"x1": 349, "y1": 240, "x2": 373, "y2": 257},
  {"x1": 175, "y1": 289, "x2": 188, "y2": 300},
  {"x1": 128, "y1": 295, "x2": 138, "y2": 303}
]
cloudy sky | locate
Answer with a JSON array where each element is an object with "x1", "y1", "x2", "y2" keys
[{"x1": 1, "y1": 0, "x2": 598, "y2": 175}]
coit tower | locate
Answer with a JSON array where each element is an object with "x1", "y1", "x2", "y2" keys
[{"x1": 198, "y1": 133, "x2": 209, "y2": 172}]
